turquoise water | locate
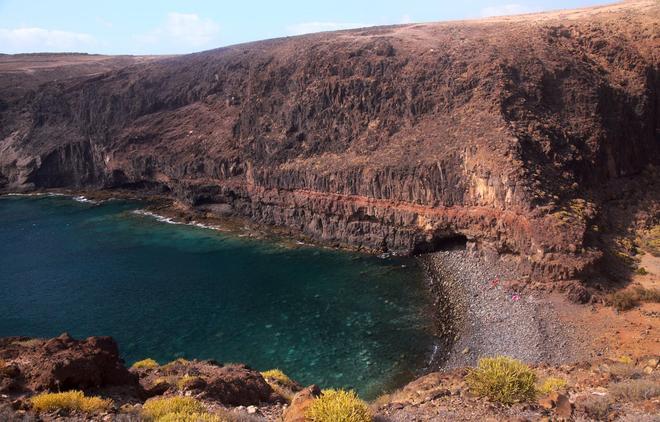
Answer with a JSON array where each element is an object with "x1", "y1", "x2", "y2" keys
[{"x1": 0, "y1": 195, "x2": 435, "y2": 398}]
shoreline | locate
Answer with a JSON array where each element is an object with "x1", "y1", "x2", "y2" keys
[
  {"x1": 1, "y1": 188, "x2": 582, "y2": 371},
  {"x1": 0, "y1": 189, "x2": 441, "y2": 393},
  {"x1": 420, "y1": 249, "x2": 588, "y2": 369},
  {"x1": 2, "y1": 189, "x2": 659, "y2": 421}
]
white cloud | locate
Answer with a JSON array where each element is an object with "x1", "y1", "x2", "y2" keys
[
  {"x1": 480, "y1": 3, "x2": 538, "y2": 17},
  {"x1": 135, "y1": 12, "x2": 220, "y2": 53},
  {"x1": 285, "y1": 21, "x2": 375, "y2": 36},
  {"x1": 286, "y1": 15, "x2": 415, "y2": 36},
  {"x1": 0, "y1": 27, "x2": 96, "y2": 53}
]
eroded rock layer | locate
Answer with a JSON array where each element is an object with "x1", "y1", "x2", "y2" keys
[{"x1": 1, "y1": 1, "x2": 658, "y2": 280}]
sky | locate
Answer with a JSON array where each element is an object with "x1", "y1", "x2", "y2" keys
[{"x1": 0, "y1": 0, "x2": 610, "y2": 55}]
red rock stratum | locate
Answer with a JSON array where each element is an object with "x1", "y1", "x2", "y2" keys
[{"x1": 0, "y1": 0, "x2": 658, "y2": 281}]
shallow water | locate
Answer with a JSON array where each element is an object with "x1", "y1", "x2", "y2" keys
[{"x1": 0, "y1": 195, "x2": 435, "y2": 398}]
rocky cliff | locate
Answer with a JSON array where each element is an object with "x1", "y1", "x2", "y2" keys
[{"x1": 1, "y1": 1, "x2": 658, "y2": 281}]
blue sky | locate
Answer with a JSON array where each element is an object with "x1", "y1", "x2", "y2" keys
[{"x1": 0, "y1": 0, "x2": 610, "y2": 55}]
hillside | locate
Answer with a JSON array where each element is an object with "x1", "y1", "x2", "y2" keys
[{"x1": 0, "y1": 0, "x2": 658, "y2": 283}]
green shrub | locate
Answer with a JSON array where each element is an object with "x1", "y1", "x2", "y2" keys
[
  {"x1": 617, "y1": 355, "x2": 633, "y2": 364},
  {"x1": 260, "y1": 369, "x2": 294, "y2": 387},
  {"x1": 635, "y1": 267, "x2": 648, "y2": 275},
  {"x1": 261, "y1": 369, "x2": 296, "y2": 402},
  {"x1": 31, "y1": 391, "x2": 113, "y2": 413},
  {"x1": 176, "y1": 375, "x2": 202, "y2": 390},
  {"x1": 537, "y1": 377, "x2": 567, "y2": 395},
  {"x1": 163, "y1": 358, "x2": 190, "y2": 370},
  {"x1": 158, "y1": 411, "x2": 222, "y2": 422},
  {"x1": 306, "y1": 389, "x2": 372, "y2": 422},
  {"x1": 142, "y1": 396, "x2": 205, "y2": 421},
  {"x1": 466, "y1": 356, "x2": 537, "y2": 405},
  {"x1": 131, "y1": 358, "x2": 159, "y2": 370},
  {"x1": 152, "y1": 377, "x2": 171, "y2": 387}
]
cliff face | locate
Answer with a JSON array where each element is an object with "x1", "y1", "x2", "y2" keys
[{"x1": 1, "y1": 1, "x2": 658, "y2": 280}]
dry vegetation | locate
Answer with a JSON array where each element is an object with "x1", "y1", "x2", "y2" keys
[
  {"x1": 158, "y1": 412, "x2": 222, "y2": 422},
  {"x1": 142, "y1": 396, "x2": 207, "y2": 421},
  {"x1": 639, "y1": 225, "x2": 660, "y2": 257},
  {"x1": 131, "y1": 358, "x2": 159, "y2": 369},
  {"x1": 610, "y1": 378, "x2": 660, "y2": 401},
  {"x1": 176, "y1": 375, "x2": 203, "y2": 390},
  {"x1": 261, "y1": 368, "x2": 297, "y2": 402},
  {"x1": 260, "y1": 369, "x2": 294, "y2": 387},
  {"x1": 608, "y1": 286, "x2": 660, "y2": 311},
  {"x1": 537, "y1": 377, "x2": 567, "y2": 395},
  {"x1": 466, "y1": 357, "x2": 537, "y2": 404},
  {"x1": 577, "y1": 395, "x2": 612, "y2": 420},
  {"x1": 306, "y1": 389, "x2": 372, "y2": 422},
  {"x1": 30, "y1": 391, "x2": 113, "y2": 413}
]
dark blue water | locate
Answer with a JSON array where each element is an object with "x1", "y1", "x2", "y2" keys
[{"x1": 0, "y1": 195, "x2": 435, "y2": 398}]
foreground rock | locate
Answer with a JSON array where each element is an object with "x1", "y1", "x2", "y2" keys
[
  {"x1": 282, "y1": 385, "x2": 321, "y2": 422},
  {"x1": 0, "y1": 334, "x2": 288, "y2": 420},
  {"x1": 375, "y1": 359, "x2": 659, "y2": 422},
  {"x1": 0, "y1": 333, "x2": 658, "y2": 421},
  {"x1": 133, "y1": 358, "x2": 283, "y2": 406},
  {"x1": 0, "y1": 333, "x2": 138, "y2": 395}
]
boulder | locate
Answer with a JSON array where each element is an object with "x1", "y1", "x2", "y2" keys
[
  {"x1": 566, "y1": 283, "x2": 591, "y2": 304},
  {"x1": 137, "y1": 360, "x2": 281, "y2": 406},
  {"x1": 283, "y1": 385, "x2": 321, "y2": 422},
  {"x1": 554, "y1": 393, "x2": 573, "y2": 418},
  {"x1": 0, "y1": 333, "x2": 139, "y2": 393},
  {"x1": 204, "y1": 364, "x2": 277, "y2": 406},
  {"x1": 539, "y1": 391, "x2": 573, "y2": 418}
]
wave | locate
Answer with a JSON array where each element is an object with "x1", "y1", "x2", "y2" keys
[
  {"x1": 4, "y1": 192, "x2": 105, "y2": 205},
  {"x1": 73, "y1": 195, "x2": 100, "y2": 204},
  {"x1": 131, "y1": 209, "x2": 224, "y2": 232},
  {"x1": 4, "y1": 192, "x2": 65, "y2": 197}
]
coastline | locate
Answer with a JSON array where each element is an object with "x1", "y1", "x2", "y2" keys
[
  {"x1": 2, "y1": 188, "x2": 582, "y2": 371},
  {"x1": 0, "y1": 189, "x2": 438, "y2": 393},
  {"x1": 2, "y1": 189, "x2": 659, "y2": 421}
]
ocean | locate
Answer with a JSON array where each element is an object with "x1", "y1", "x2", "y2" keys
[{"x1": 0, "y1": 194, "x2": 435, "y2": 398}]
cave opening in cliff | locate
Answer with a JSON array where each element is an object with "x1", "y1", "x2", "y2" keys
[{"x1": 413, "y1": 233, "x2": 468, "y2": 254}]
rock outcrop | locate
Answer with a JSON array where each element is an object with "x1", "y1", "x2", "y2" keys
[
  {"x1": 133, "y1": 359, "x2": 282, "y2": 406},
  {"x1": 0, "y1": 334, "x2": 138, "y2": 394},
  {"x1": 1, "y1": 1, "x2": 658, "y2": 280},
  {"x1": 283, "y1": 385, "x2": 321, "y2": 422},
  {"x1": 0, "y1": 334, "x2": 284, "y2": 412},
  {"x1": 1, "y1": 334, "x2": 658, "y2": 421}
]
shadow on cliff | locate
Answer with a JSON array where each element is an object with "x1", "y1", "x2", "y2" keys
[
  {"x1": 581, "y1": 167, "x2": 659, "y2": 295},
  {"x1": 412, "y1": 233, "x2": 468, "y2": 255}
]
